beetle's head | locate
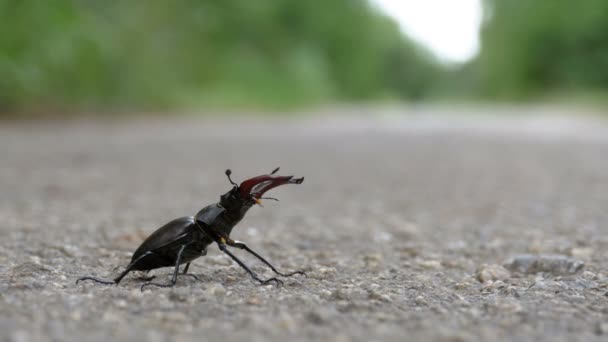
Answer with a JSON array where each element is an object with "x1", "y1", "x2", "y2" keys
[{"x1": 222, "y1": 167, "x2": 304, "y2": 208}]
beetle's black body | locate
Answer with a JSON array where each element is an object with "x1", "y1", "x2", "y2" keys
[
  {"x1": 129, "y1": 216, "x2": 210, "y2": 271},
  {"x1": 77, "y1": 168, "x2": 305, "y2": 290}
]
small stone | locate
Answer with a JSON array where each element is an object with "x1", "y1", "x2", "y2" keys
[
  {"x1": 476, "y1": 264, "x2": 511, "y2": 283},
  {"x1": 368, "y1": 283, "x2": 381, "y2": 291},
  {"x1": 397, "y1": 244, "x2": 419, "y2": 257},
  {"x1": 418, "y1": 260, "x2": 442, "y2": 269},
  {"x1": 491, "y1": 280, "x2": 505, "y2": 288},
  {"x1": 488, "y1": 298, "x2": 523, "y2": 313},
  {"x1": 368, "y1": 290, "x2": 391, "y2": 302},
  {"x1": 582, "y1": 271, "x2": 598, "y2": 280},
  {"x1": 224, "y1": 275, "x2": 238, "y2": 284},
  {"x1": 398, "y1": 222, "x2": 420, "y2": 236},
  {"x1": 312, "y1": 266, "x2": 338, "y2": 279},
  {"x1": 453, "y1": 281, "x2": 473, "y2": 290},
  {"x1": 331, "y1": 288, "x2": 352, "y2": 301},
  {"x1": 528, "y1": 278, "x2": 552, "y2": 290},
  {"x1": 505, "y1": 254, "x2": 584, "y2": 275},
  {"x1": 319, "y1": 266, "x2": 337, "y2": 274},
  {"x1": 246, "y1": 296, "x2": 261, "y2": 305},
  {"x1": 205, "y1": 283, "x2": 226, "y2": 296},
  {"x1": 568, "y1": 247, "x2": 593, "y2": 260},
  {"x1": 319, "y1": 289, "x2": 332, "y2": 299},
  {"x1": 415, "y1": 295, "x2": 427, "y2": 306},
  {"x1": 363, "y1": 253, "x2": 383, "y2": 268},
  {"x1": 441, "y1": 259, "x2": 462, "y2": 269}
]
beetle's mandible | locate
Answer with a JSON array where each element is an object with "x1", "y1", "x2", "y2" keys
[{"x1": 77, "y1": 167, "x2": 306, "y2": 290}]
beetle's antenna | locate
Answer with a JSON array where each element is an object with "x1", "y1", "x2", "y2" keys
[
  {"x1": 225, "y1": 169, "x2": 238, "y2": 187},
  {"x1": 260, "y1": 196, "x2": 279, "y2": 201},
  {"x1": 271, "y1": 167, "x2": 280, "y2": 175}
]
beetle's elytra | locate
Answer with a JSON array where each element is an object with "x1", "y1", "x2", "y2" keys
[{"x1": 77, "y1": 168, "x2": 306, "y2": 290}]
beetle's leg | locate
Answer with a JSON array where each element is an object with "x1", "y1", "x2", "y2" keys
[
  {"x1": 217, "y1": 243, "x2": 283, "y2": 286},
  {"x1": 227, "y1": 239, "x2": 307, "y2": 278},
  {"x1": 179, "y1": 262, "x2": 200, "y2": 281},
  {"x1": 75, "y1": 276, "x2": 114, "y2": 286},
  {"x1": 113, "y1": 251, "x2": 155, "y2": 284},
  {"x1": 140, "y1": 245, "x2": 186, "y2": 291},
  {"x1": 76, "y1": 251, "x2": 153, "y2": 286}
]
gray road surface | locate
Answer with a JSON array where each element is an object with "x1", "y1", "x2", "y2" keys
[{"x1": 1, "y1": 108, "x2": 608, "y2": 341}]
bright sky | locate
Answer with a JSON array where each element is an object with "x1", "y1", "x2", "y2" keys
[{"x1": 371, "y1": 0, "x2": 483, "y2": 63}]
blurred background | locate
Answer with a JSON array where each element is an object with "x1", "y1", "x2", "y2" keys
[{"x1": 2, "y1": 0, "x2": 608, "y2": 116}]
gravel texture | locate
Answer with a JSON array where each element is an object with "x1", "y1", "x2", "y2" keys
[{"x1": 2, "y1": 109, "x2": 608, "y2": 341}]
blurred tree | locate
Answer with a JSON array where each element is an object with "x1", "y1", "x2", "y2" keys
[
  {"x1": 0, "y1": 0, "x2": 439, "y2": 114},
  {"x1": 475, "y1": 0, "x2": 608, "y2": 99}
]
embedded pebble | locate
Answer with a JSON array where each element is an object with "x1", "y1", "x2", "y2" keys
[
  {"x1": 246, "y1": 296, "x2": 262, "y2": 305},
  {"x1": 418, "y1": 260, "x2": 442, "y2": 269},
  {"x1": 568, "y1": 247, "x2": 593, "y2": 260},
  {"x1": 319, "y1": 289, "x2": 333, "y2": 299},
  {"x1": 368, "y1": 290, "x2": 391, "y2": 302},
  {"x1": 331, "y1": 288, "x2": 353, "y2": 301},
  {"x1": 476, "y1": 264, "x2": 511, "y2": 283},
  {"x1": 487, "y1": 298, "x2": 524, "y2": 314},
  {"x1": 505, "y1": 254, "x2": 584, "y2": 275},
  {"x1": 205, "y1": 283, "x2": 227, "y2": 297},
  {"x1": 415, "y1": 295, "x2": 427, "y2": 306},
  {"x1": 362, "y1": 253, "x2": 383, "y2": 268},
  {"x1": 391, "y1": 220, "x2": 420, "y2": 239},
  {"x1": 312, "y1": 266, "x2": 338, "y2": 279},
  {"x1": 319, "y1": 266, "x2": 337, "y2": 274}
]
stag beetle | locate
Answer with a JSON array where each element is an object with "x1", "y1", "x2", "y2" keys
[{"x1": 77, "y1": 167, "x2": 305, "y2": 290}]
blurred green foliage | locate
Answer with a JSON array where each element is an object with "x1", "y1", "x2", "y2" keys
[
  {"x1": 0, "y1": 0, "x2": 439, "y2": 114},
  {"x1": 474, "y1": 0, "x2": 608, "y2": 99}
]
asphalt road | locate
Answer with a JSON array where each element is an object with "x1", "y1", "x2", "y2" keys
[{"x1": 1, "y1": 107, "x2": 608, "y2": 341}]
